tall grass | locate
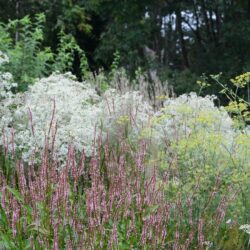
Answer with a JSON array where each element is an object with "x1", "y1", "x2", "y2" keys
[{"x1": 0, "y1": 132, "x2": 245, "y2": 249}]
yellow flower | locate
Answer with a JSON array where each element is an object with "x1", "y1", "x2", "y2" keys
[
  {"x1": 230, "y1": 72, "x2": 250, "y2": 88},
  {"x1": 116, "y1": 115, "x2": 129, "y2": 125}
]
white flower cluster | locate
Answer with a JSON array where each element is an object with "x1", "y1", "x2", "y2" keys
[
  {"x1": 150, "y1": 92, "x2": 233, "y2": 143},
  {"x1": 0, "y1": 72, "x2": 152, "y2": 162},
  {"x1": 0, "y1": 52, "x2": 16, "y2": 100},
  {"x1": 0, "y1": 51, "x2": 9, "y2": 65},
  {"x1": 239, "y1": 224, "x2": 250, "y2": 235},
  {"x1": 4, "y1": 73, "x2": 102, "y2": 161},
  {"x1": 0, "y1": 52, "x2": 20, "y2": 133}
]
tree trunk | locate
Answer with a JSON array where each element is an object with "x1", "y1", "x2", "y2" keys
[
  {"x1": 176, "y1": 8, "x2": 189, "y2": 68},
  {"x1": 15, "y1": 0, "x2": 20, "y2": 43},
  {"x1": 201, "y1": 0, "x2": 212, "y2": 41}
]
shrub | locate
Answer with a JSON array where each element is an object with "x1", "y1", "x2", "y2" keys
[
  {"x1": 0, "y1": 14, "x2": 53, "y2": 91},
  {"x1": 145, "y1": 92, "x2": 250, "y2": 223},
  {"x1": 0, "y1": 52, "x2": 22, "y2": 141},
  {"x1": 150, "y1": 92, "x2": 233, "y2": 142},
  {"x1": 0, "y1": 15, "x2": 90, "y2": 92},
  {"x1": 0, "y1": 72, "x2": 152, "y2": 163}
]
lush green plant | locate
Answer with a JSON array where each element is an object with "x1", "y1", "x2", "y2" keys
[
  {"x1": 211, "y1": 72, "x2": 250, "y2": 129},
  {"x1": 0, "y1": 136, "x2": 246, "y2": 249},
  {"x1": 53, "y1": 30, "x2": 91, "y2": 79},
  {"x1": 0, "y1": 13, "x2": 53, "y2": 91},
  {"x1": 0, "y1": 14, "x2": 91, "y2": 92},
  {"x1": 142, "y1": 91, "x2": 250, "y2": 234}
]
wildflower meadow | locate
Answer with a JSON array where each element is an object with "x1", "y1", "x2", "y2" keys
[{"x1": 0, "y1": 11, "x2": 250, "y2": 250}]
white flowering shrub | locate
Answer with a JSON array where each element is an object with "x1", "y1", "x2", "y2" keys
[
  {"x1": 0, "y1": 52, "x2": 21, "y2": 133},
  {"x1": 0, "y1": 71, "x2": 152, "y2": 162},
  {"x1": 1, "y1": 73, "x2": 101, "y2": 161},
  {"x1": 143, "y1": 92, "x2": 250, "y2": 222},
  {"x1": 160, "y1": 82, "x2": 250, "y2": 225},
  {"x1": 150, "y1": 92, "x2": 233, "y2": 142}
]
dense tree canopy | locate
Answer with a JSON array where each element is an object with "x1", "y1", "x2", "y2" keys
[{"x1": 0, "y1": 0, "x2": 250, "y2": 95}]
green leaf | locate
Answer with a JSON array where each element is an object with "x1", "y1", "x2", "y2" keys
[
  {"x1": 0, "y1": 202, "x2": 9, "y2": 229},
  {"x1": 6, "y1": 187, "x2": 24, "y2": 203}
]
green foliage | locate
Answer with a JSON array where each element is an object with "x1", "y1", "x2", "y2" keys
[
  {"x1": 1, "y1": 1, "x2": 250, "y2": 95},
  {"x1": 160, "y1": 68, "x2": 200, "y2": 96},
  {"x1": 143, "y1": 89, "x2": 250, "y2": 245},
  {"x1": 1, "y1": 139, "x2": 246, "y2": 249},
  {"x1": 110, "y1": 50, "x2": 121, "y2": 75},
  {"x1": 0, "y1": 13, "x2": 53, "y2": 91},
  {"x1": 54, "y1": 0, "x2": 92, "y2": 34},
  {"x1": 0, "y1": 14, "x2": 91, "y2": 92},
  {"x1": 206, "y1": 72, "x2": 250, "y2": 128},
  {"x1": 0, "y1": 150, "x2": 16, "y2": 185},
  {"x1": 53, "y1": 30, "x2": 91, "y2": 79}
]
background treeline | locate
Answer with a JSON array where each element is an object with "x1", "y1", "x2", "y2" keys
[{"x1": 0, "y1": 0, "x2": 250, "y2": 96}]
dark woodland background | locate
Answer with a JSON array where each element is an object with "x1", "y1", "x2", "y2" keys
[{"x1": 1, "y1": 0, "x2": 250, "y2": 96}]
